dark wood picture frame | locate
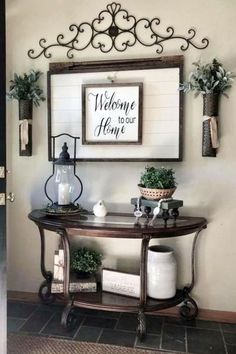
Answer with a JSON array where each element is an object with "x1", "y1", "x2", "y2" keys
[
  {"x1": 48, "y1": 55, "x2": 183, "y2": 161},
  {"x1": 82, "y1": 82, "x2": 143, "y2": 145}
]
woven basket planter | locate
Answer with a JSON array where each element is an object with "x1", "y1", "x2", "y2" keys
[
  {"x1": 138, "y1": 185, "x2": 176, "y2": 200},
  {"x1": 202, "y1": 93, "x2": 219, "y2": 157}
]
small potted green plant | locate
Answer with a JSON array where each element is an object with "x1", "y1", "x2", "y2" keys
[
  {"x1": 179, "y1": 58, "x2": 234, "y2": 157},
  {"x1": 7, "y1": 70, "x2": 45, "y2": 105},
  {"x1": 7, "y1": 70, "x2": 45, "y2": 156},
  {"x1": 70, "y1": 247, "x2": 102, "y2": 278},
  {"x1": 138, "y1": 166, "x2": 176, "y2": 200}
]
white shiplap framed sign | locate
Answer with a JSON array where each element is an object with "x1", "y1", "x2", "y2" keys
[
  {"x1": 82, "y1": 83, "x2": 143, "y2": 144},
  {"x1": 48, "y1": 55, "x2": 183, "y2": 161}
]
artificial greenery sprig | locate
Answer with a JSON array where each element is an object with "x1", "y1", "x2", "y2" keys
[
  {"x1": 140, "y1": 166, "x2": 176, "y2": 189},
  {"x1": 179, "y1": 59, "x2": 235, "y2": 97},
  {"x1": 70, "y1": 247, "x2": 102, "y2": 274},
  {"x1": 7, "y1": 70, "x2": 45, "y2": 106}
]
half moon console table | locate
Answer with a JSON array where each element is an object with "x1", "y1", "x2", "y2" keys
[{"x1": 28, "y1": 210, "x2": 207, "y2": 339}]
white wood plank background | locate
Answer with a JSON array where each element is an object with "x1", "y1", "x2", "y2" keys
[{"x1": 50, "y1": 67, "x2": 180, "y2": 160}]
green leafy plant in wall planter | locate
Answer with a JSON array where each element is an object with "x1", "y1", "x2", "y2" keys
[
  {"x1": 179, "y1": 58, "x2": 234, "y2": 157},
  {"x1": 138, "y1": 166, "x2": 177, "y2": 200},
  {"x1": 7, "y1": 70, "x2": 45, "y2": 156},
  {"x1": 70, "y1": 247, "x2": 102, "y2": 278}
]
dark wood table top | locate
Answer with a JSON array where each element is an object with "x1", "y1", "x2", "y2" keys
[{"x1": 28, "y1": 209, "x2": 207, "y2": 239}]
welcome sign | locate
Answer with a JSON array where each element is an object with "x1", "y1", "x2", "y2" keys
[{"x1": 82, "y1": 83, "x2": 143, "y2": 144}]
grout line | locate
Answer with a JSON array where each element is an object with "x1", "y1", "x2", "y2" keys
[
  {"x1": 135, "y1": 334, "x2": 161, "y2": 351},
  {"x1": 13, "y1": 305, "x2": 41, "y2": 331},
  {"x1": 96, "y1": 328, "x2": 104, "y2": 343},
  {"x1": 14, "y1": 319, "x2": 27, "y2": 332},
  {"x1": 84, "y1": 312, "x2": 121, "y2": 320},
  {"x1": 185, "y1": 326, "x2": 188, "y2": 354},
  {"x1": 8, "y1": 318, "x2": 27, "y2": 333},
  {"x1": 159, "y1": 316, "x2": 165, "y2": 350},
  {"x1": 110, "y1": 328, "x2": 136, "y2": 334},
  {"x1": 219, "y1": 323, "x2": 229, "y2": 354},
  {"x1": 48, "y1": 334, "x2": 72, "y2": 340},
  {"x1": 186, "y1": 323, "x2": 224, "y2": 332},
  {"x1": 7, "y1": 300, "x2": 40, "y2": 306},
  {"x1": 71, "y1": 315, "x2": 86, "y2": 340},
  {"x1": 113, "y1": 312, "x2": 121, "y2": 330},
  {"x1": 159, "y1": 320, "x2": 187, "y2": 354},
  {"x1": 38, "y1": 311, "x2": 57, "y2": 335},
  {"x1": 133, "y1": 335, "x2": 138, "y2": 348}
]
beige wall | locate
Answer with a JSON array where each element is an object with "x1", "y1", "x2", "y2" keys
[{"x1": 6, "y1": 0, "x2": 236, "y2": 312}]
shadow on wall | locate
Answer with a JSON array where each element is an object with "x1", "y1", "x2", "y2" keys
[{"x1": 30, "y1": 180, "x2": 49, "y2": 210}]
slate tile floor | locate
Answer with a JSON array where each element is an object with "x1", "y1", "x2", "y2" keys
[{"x1": 7, "y1": 301, "x2": 236, "y2": 354}]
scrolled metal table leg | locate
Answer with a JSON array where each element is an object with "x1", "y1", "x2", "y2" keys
[
  {"x1": 180, "y1": 226, "x2": 205, "y2": 320},
  {"x1": 38, "y1": 280, "x2": 56, "y2": 304},
  {"x1": 38, "y1": 226, "x2": 53, "y2": 283},
  {"x1": 138, "y1": 235, "x2": 151, "y2": 339},
  {"x1": 140, "y1": 235, "x2": 151, "y2": 307},
  {"x1": 58, "y1": 228, "x2": 78, "y2": 331},
  {"x1": 189, "y1": 227, "x2": 205, "y2": 292},
  {"x1": 61, "y1": 300, "x2": 78, "y2": 331},
  {"x1": 38, "y1": 226, "x2": 55, "y2": 304},
  {"x1": 137, "y1": 309, "x2": 146, "y2": 340},
  {"x1": 180, "y1": 294, "x2": 198, "y2": 320}
]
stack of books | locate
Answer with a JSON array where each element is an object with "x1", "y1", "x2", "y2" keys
[
  {"x1": 51, "y1": 273, "x2": 97, "y2": 294},
  {"x1": 53, "y1": 249, "x2": 64, "y2": 282},
  {"x1": 52, "y1": 248, "x2": 97, "y2": 294}
]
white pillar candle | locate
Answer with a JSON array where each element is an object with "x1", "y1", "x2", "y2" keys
[{"x1": 58, "y1": 183, "x2": 71, "y2": 205}]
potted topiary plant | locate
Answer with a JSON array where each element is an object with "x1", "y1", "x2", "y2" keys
[
  {"x1": 138, "y1": 166, "x2": 176, "y2": 200},
  {"x1": 70, "y1": 247, "x2": 102, "y2": 278},
  {"x1": 179, "y1": 58, "x2": 234, "y2": 157},
  {"x1": 7, "y1": 70, "x2": 45, "y2": 156}
]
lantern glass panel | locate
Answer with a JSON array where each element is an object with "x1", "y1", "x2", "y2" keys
[{"x1": 55, "y1": 165, "x2": 74, "y2": 205}]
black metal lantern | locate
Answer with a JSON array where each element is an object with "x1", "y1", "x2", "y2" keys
[{"x1": 44, "y1": 134, "x2": 83, "y2": 214}]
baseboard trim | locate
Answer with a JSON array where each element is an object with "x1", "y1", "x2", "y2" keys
[
  {"x1": 7, "y1": 291, "x2": 236, "y2": 323},
  {"x1": 157, "y1": 306, "x2": 236, "y2": 323}
]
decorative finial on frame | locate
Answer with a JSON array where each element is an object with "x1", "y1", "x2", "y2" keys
[{"x1": 107, "y1": 74, "x2": 117, "y2": 83}]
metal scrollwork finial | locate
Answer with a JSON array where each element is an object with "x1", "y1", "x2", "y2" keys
[{"x1": 28, "y1": 2, "x2": 209, "y2": 59}]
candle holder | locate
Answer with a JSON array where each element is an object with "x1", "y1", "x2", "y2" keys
[{"x1": 44, "y1": 134, "x2": 83, "y2": 215}]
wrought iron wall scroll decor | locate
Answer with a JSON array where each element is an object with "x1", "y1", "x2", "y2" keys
[{"x1": 28, "y1": 2, "x2": 209, "y2": 59}]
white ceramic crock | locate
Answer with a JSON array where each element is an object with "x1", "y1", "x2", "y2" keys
[{"x1": 147, "y1": 245, "x2": 177, "y2": 299}]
